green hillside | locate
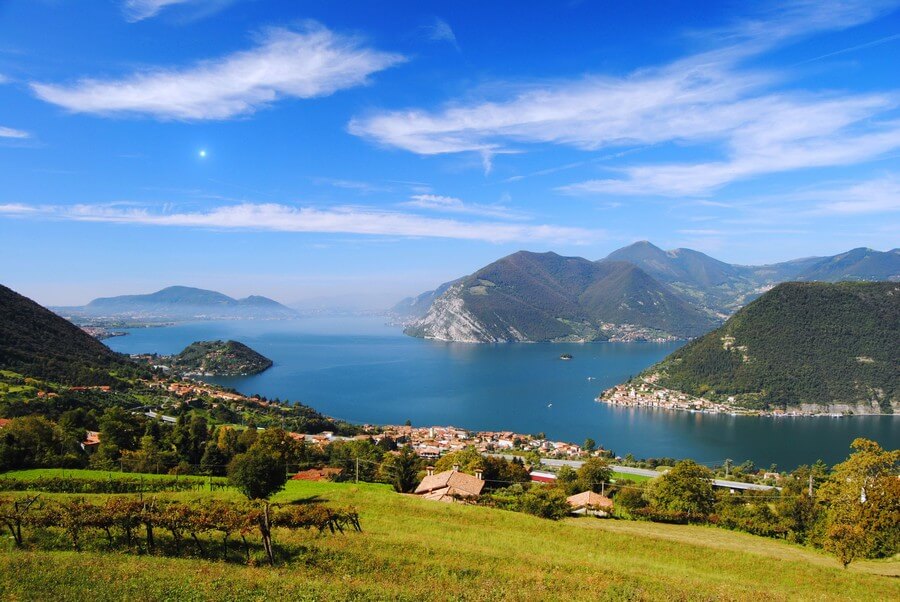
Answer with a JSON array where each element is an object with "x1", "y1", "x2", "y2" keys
[
  {"x1": 1, "y1": 476, "x2": 897, "y2": 601},
  {"x1": 166, "y1": 340, "x2": 273, "y2": 376},
  {"x1": 0, "y1": 284, "x2": 140, "y2": 386},
  {"x1": 648, "y1": 282, "x2": 900, "y2": 411}
]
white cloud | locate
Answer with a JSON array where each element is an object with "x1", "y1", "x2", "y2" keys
[
  {"x1": 31, "y1": 25, "x2": 405, "y2": 120},
  {"x1": 402, "y1": 194, "x2": 528, "y2": 220},
  {"x1": 0, "y1": 126, "x2": 29, "y2": 139},
  {"x1": 0, "y1": 202, "x2": 600, "y2": 244},
  {"x1": 123, "y1": 0, "x2": 191, "y2": 21},
  {"x1": 122, "y1": 0, "x2": 235, "y2": 22},
  {"x1": 0, "y1": 203, "x2": 38, "y2": 213},
  {"x1": 349, "y1": 0, "x2": 900, "y2": 193}
]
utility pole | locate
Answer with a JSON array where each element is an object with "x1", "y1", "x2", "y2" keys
[
  {"x1": 355, "y1": 457, "x2": 359, "y2": 484},
  {"x1": 808, "y1": 473, "x2": 813, "y2": 497}
]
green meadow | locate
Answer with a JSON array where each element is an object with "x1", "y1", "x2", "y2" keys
[{"x1": 1, "y1": 470, "x2": 897, "y2": 601}]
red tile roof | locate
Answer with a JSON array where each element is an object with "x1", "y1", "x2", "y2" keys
[
  {"x1": 567, "y1": 491, "x2": 613, "y2": 509},
  {"x1": 414, "y1": 469, "x2": 484, "y2": 499}
]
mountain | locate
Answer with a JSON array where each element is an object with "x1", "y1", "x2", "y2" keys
[
  {"x1": 405, "y1": 251, "x2": 718, "y2": 342},
  {"x1": 640, "y1": 282, "x2": 900, "y2": 413},
  {"x1": 164, "y1": 340, "x2": 273, "y2": 376},
  {"x1": 399, "y1": 243, "x2": 900, "y2": 344},
  {"x1": 600, "y1": 242, "x2": 900, "y2": 315},
  {"x1": 0, "y1": 284, "x2": 139, "y2": 385},
  {"x1": 390, "y1": 279, "x2": 459, "y2": 323},
  {"x1": 793, "y1": 247, "x2": 900, "y2": 282},
  {"x1": 602, "y1": 241, "x2": 757, "y2": 315},
  {"x1": 72, "y1": 286, "x2": 297, "y2": 320}
]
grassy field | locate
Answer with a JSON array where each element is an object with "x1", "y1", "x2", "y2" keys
[
  {"x1": 611, "y1": 471, "x2": 651, "y2": 483},
  {"x1": 1, "y1": 470, "x2": 898, "y2": 601}
]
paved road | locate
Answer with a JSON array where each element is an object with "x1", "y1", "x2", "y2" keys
[{"x1": 496, "y1": 454, "x2": 776, "y2": 491}]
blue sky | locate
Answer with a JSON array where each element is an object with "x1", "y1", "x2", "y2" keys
[{"x1": 1, "y1": 0, "x2": 898, "y2": 307}]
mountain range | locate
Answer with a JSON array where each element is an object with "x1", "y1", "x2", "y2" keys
[
  {"x1": 636, "y1": 282, "x2": 900, "y2": 414},
  {"x1": 395, "y1": 242, "x2": 900, "y2": 343},
  {"x1": 58, "y1": 286, "x2": 297, "y2": 321}
]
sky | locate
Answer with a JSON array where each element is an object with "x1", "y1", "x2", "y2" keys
[{"x1": 1, "y1": 0, "x2": 898, "y2": 307}]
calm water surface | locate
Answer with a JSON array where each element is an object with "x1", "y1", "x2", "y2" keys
[{"x1": 106, "y1": 317, "x2": 898, "y2": 469}]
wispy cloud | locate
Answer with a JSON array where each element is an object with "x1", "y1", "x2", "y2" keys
[
  {"x1": 421, "y1": 18, "x2": 459, "y2": 50},
  {"x1": 122, "y1": 0, "x2": 234, "y2": 23},
  {"x1": 0, "y1": 202, "x2": 600, "y2": 244},
  {"x1": 742, "y1": 174, "x2": 900, "y2": 216},
  {"x1": 810, "y1": 176, "x2": 900, "y2": 215},
  {"x1": 349, "y1": 1, "x2": 900, "y2": 193},
  {"x1": 123, "y1": 0, "x2": 190, "y2": 21},
  {"x1": 0, "y1": 126, "x2": 29, "y2": 139},
  {"x1": 32, "y1": 25, "x2": 406, "y2": 120},
  {"x1": 312, "y1": 177, "x2": 395, "y2": 194},
  {"x1": 402, "y1": 194, "x2": 528, "y2": 220}
]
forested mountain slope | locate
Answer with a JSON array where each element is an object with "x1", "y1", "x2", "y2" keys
[
  {"x1": 645, "y1": 282, "x2": 900, "y2": 412},
  {"x1": 0, "y1": 284, "x2": 140, "y2": 385}
]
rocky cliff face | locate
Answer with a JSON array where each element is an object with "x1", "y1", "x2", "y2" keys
[{"x1": 405, "y1": 284, "x2": 529, "y2": 343}]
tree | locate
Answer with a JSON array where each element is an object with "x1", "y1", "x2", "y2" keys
[
  {"x1": 582, "y1": 438, "x2": 596, "y2": 453},
  {"x1": 825, "y1": 524, "x2": 868, "y2": 569},
  {"x1": 644, "y1": 460, "x2": 715, "y2": 515},
  {"x1": 613, "y1": 483, "x2": 647, "y2": 512},
  {"x1": 575, "y1": 458, "x2": 612, "y2": 494},
  {"x1": 327, "y1": 439, "x2": 384, "y2": 482},
  {"x1": 376, "y1": 435, "x2": 398, "y2": 452},
  {"x1": 555, "y1": 465, "x2": 578, "y2": 496},
  {"x1": 200, "y1": 439, "x2": 230, "y2": 476},
  {"x1": 819, "y1": 438, "x2": 900, "y2": 564},
  {"x1": 227, "y1": 446, "x2": 287, "y2": 501},
  {"x1": 519, "y1": 486, "x2": 571, "y2": 520},
  {"x1": 434, "y1": 447, "x2": 483, "y2": 474},
  {"x1": 380, "y1": 445, "x2": 422, "y2": 493},
  {"x1": 0, "y1": 416, "x2": 72, "y2": 471}
]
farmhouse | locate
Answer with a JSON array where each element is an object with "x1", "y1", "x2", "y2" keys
[
  {"x1": 414, "y1": 466, "x2": 485, "y2": 502},
  {"x1": 567, "y1": 491, "x2": 614, "y2": 517}
]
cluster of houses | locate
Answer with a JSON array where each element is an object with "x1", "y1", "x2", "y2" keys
[
  {"x1": 598, "y1": 380, "x2": 736, "y2": 414},
  {"x1": 411, "y1": 463, "x2": 614, "y2": 516},
  {"x1": 367, "y1": 424, "x2": 588, "y2": 460}
]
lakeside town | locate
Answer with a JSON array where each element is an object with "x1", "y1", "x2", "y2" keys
[{"x1": 597, "y1": 375, "x2": 850, "y2": 417}]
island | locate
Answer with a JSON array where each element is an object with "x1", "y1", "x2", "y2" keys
[{"x1": 153, "y1": 340, "x2": 274, "y2": 376}]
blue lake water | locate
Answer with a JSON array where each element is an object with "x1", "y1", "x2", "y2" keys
[{"x1": 105, "y1": 317, "x2": 898, "y2": 469}]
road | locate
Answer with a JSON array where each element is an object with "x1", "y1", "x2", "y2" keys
[{"x1": 496, "y1": 455, "x2": 776, "y2": 491}]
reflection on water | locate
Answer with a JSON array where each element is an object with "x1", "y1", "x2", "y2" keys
[{"x1": 107, "y1": 317, "x2": 898, "y2": 469}]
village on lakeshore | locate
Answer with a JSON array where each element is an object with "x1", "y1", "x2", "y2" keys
[{"x1": 598, "y1": 375, "x2": 854, "y2": 418}]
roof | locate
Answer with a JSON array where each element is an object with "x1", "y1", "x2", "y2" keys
[
  {"x1": 530, "y1": 471, "x2": 557, "y2": 483},
  {"x1": 0, "y1": 418, "x2": 12, "y2": 429},
  {"x1": 567, "y1": 491, "x2": 613, "y2": 509},
  {"x1": 83, "y1": 430, "x2": 101, "y2": 446},
  {"x1": 415, "y1": 469, "x2": 484, "y2": 498}
]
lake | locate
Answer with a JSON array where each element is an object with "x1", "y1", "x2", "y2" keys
[{"x1": 105, "y1": 317, "x2": 898, "y2": 469}]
